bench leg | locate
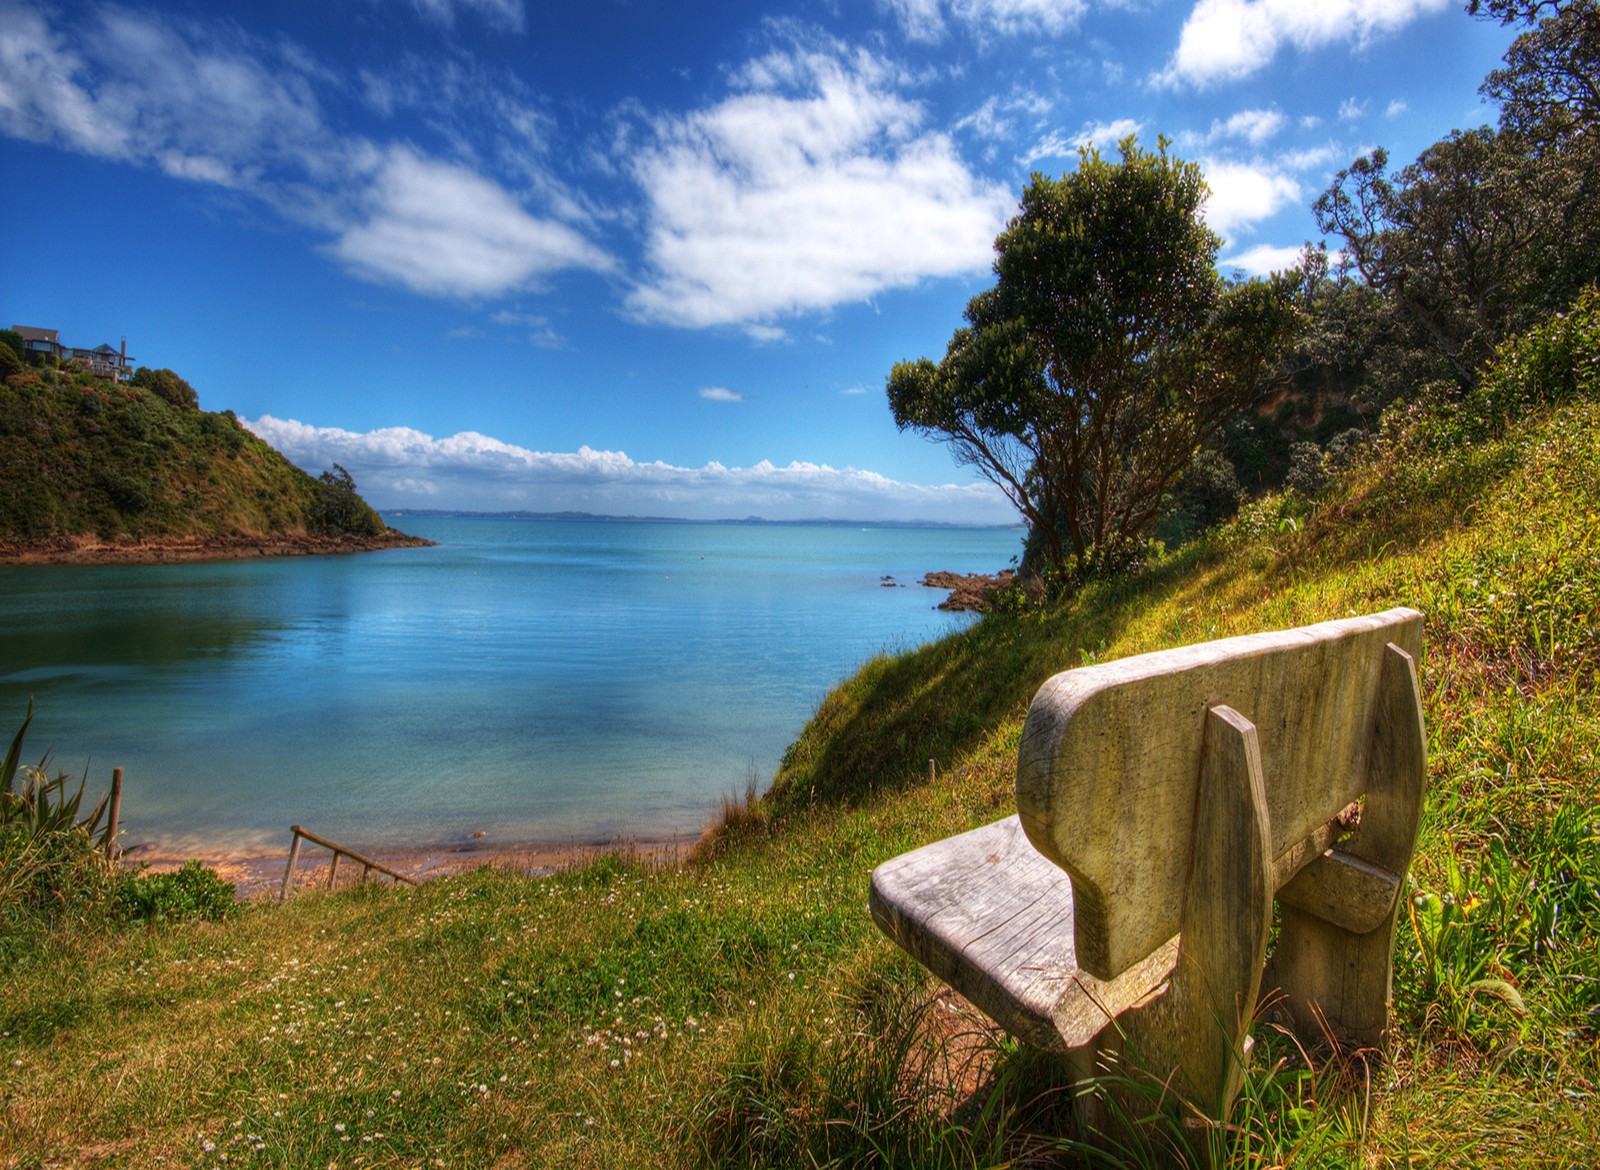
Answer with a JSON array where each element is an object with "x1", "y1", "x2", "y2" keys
[
  {"x1": 1089, "y1": 704, "x2": 1274, "y2": 1124},
  {"x1": 1265, "y1": 644, "x2": 1427, "y2": 1051}
]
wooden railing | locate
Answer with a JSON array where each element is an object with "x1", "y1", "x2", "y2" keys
[{"x1": 279, "y1": 824, "x2": 418, "y2": 902}]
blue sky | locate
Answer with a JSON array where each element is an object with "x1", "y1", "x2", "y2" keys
[{"x1": 1, "y1": 0, "x2": 1516, "y2": 522}]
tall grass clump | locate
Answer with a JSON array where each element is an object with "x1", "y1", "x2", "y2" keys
[
  {"x1": 0, "y1": 703, "x2": 117, "y2": 961},
  {"x1": 684, "y1": 954, "x2": 1072, "y2": 1169}
]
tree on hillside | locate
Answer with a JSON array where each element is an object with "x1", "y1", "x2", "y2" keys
[
  {"x1": 886, "y1": 139, "x2": 1302, "y2": 581},
  {"x1": 132, "y1": 367, "x2": 199, "y2": 411},
  {"x1": 1316, "y1": 2, "x2": 1598, "y2": 388},
  {"x1": 311, "y1": 464, "x2": 384, "y2": 537},
  {"x1": 1469, "y1": 0, "x2": 1574, "y2": 28},
  {"x1": 1313, "y1": 132, "x2": 1548, "y2": 386}
]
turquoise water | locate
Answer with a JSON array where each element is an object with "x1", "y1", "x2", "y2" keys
[{"x1": 0, "y1": 517, "x2": 1021, "y2": 854}]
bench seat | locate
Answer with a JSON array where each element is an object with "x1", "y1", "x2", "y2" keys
[
  {"x1": 870, "y1": 816, "x2": 1078, "y2": 1050},
  {"x1": 869, "y1": 608, "x2": 1427, "y2": 1122}
]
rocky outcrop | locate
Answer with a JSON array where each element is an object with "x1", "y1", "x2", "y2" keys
[
  {"x1": 0, "y1": 529, "x2": 434, "y2": 565},
  {"x1": 921, "y1": 569, "x2": 1015, "y2": 611}
]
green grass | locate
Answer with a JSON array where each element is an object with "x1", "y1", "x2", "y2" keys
[{"x1": 3, "y1": 307, "x2": 1599, "y2": 1166}]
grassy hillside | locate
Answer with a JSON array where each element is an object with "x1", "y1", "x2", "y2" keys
[
  {"x1": 2, "y1": 297, "x2": 1597, "y2": 1167},
  {"x1": 0, "y1": 364, "x2": 386, "y2": 543}
]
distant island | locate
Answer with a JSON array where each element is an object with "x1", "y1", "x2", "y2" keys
[
  {"x1": 0, "y1": 328, "x2": 427, "y2": 565},
  {"x1": 385, "y1": 508, "x2": 1025, "y2": 530}
]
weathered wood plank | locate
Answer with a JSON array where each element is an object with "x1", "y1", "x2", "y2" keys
[
  {"x1": 870, "y1": 816, "x2": 1077, "y2": 1050},
  {"x1": 1277, "y1": 849, "x2": 1401, "y2": 936},
  {"x1": 1053, "y1": 935, "x2": 1179, "y2": 1048},
  {"x1": 1116, "y1": 705, "x2": 1274, "y2": 1115},
  {"x1": 1265, "y1": 643, "x2": 1427, "y2": 1048},
  {"x1": 1016, "y1": 607, "x2": 1422, "y2": 980}
]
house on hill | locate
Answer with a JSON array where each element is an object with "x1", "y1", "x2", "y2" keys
[{"x1": 11, "y1": 325, "x2": 136, "y2": 382}]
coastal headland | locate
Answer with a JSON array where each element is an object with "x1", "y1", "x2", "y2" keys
[{"x1": 0, "y1": 529, "x2": 434, "y2": 565}]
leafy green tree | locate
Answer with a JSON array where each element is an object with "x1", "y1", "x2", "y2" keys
[
  {"x1": 1468, "y1": 0, "x2": 1572, "y2": 27},
  {"x1": 131, "y1": 367, "x2": 199, "y2": 411},
  {"x1": 1484, "y1": 0, "x2": 1599, "y2": 128},
  {"x1": 0, "y1": 342, "x2": 21, "y2": 379},
  {"x1": 311, "y1": 464, "x2": 385, "y2": 536},
  {"x1": 887, "y1": 139, "x2": 1301, "y2": 579},
  {"x1": 1313, "y1": 131, "x2": 1548, "y2": 387},
  {"x1": 0, "y1": 330, "x2": 24, "y2": 367},
  {"x1": 1317, "y1": 3, "x2": 1598, "y2": 388}
]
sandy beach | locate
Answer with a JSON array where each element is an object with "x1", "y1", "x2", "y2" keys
[
  {"x1": 122, "y1": 833, "x2": 695, "y2": 901},
  {"x1": 0, "y1": 530, "x2": 434, "y2": 565}
]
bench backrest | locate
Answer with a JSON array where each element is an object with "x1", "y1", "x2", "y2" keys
[{"x1": 1015, "y1": 607, "x2": 1423, "y2": 981}]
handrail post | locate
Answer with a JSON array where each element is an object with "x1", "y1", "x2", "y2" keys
[
  {"x1": 104, "y1": 767, "x2": 124, "y2": 860},
  {"x1": 279, "y1": 825, "x2": 417, "y2": 894},
  {"x1": 280, "y1": 828, "x2": 303, "y2": 903}
]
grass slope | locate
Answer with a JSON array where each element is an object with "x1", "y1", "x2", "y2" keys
[
  {"x1": 2, "y1": 302, "x2": 1598, "y2": 1167},
  {"x1": 0, "y1": 369, "x2": 381, "y2": 541}
]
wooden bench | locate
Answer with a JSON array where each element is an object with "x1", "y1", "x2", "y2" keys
[{"x1": 870, "y1": 608, "x2": 1426, "y2": 1119}]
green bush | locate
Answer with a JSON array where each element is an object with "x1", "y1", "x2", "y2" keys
[
  {"x1": 114, "y1": 860, "x2": 237, "y2": 925},
  {"x1": 1463, "y1": 284, "x2": 1600, "y2": 439},
  {"x1": 0, "y1": 705, "x2": 118, "y2": 960},
  {"x1": 131, "y1": 366, "x2": 199, "y2": 411},
  {"x1": 311, "y1": 463, "x2": 385, "y2": 536}
]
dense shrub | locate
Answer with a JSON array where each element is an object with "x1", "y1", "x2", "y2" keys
[
  {"x1": 132, "y1": 366, "x2": 199, "y2": 411},
  {"x1": 114, "y1": 860, "x2": 236, "y2": 925},
  {"x1": 1463, "y1": 284, "x2": 1600, "y2": 437},
  {"x1": 311, "y1": 463, "x2": 385, "y2": 536}
]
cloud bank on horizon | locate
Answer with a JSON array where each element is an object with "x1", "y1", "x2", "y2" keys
[
  {"x1": 0, "y1": 0, "x2": 1504, "y2": 521},
  {"x1": 246, "y1": 415, "x2": 1015, "y2": 524}
]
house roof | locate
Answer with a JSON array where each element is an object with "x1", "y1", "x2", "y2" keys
[{"x1": 11, "y1": 325, "x2": 59, "y2": 345}]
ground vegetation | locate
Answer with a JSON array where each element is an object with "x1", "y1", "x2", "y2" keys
[{"x1": 0, "y1": 362, "x2": 390, "y2": 544}]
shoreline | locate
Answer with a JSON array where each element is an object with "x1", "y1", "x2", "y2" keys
[
  {"x1": 921, "y1": 568, "x2": 1016, "y2": 611},
  {"x1": 0, "y1": 529, "x2": 435, "y2": 566},
  {"x1": 123, "y1": 833, "x2": 694, "y2": 901}
]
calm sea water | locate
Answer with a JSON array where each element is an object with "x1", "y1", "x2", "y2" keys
[{"x1": 0, "y1": 517, "x2": 1021, "y2": 855}]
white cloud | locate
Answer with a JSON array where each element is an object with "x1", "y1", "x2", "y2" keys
[
  {"x1": 244, "y1": 415, "x2": 1014, "y2": 524},
  {"x1": 0, "y1": 2, "x2": 606, "y2": 301},
  {"x1": 411, "y1": 0, "x2": 526, "y2": 33},
  {"x1": 1022, "y1": 117, "x2": 1144, "y2": 164},
  {"x1": 625, "y1": 45, "x2": 1012, "y2": 331},
  {"x1": 744, "y1": 324, "x2": 790, "y2": 344},
  {"x1": 1158, "y1": 0, "x2": 1453, "y2": 88},
  {"x1": 955, "y1": 89, "x2": 1053, "y2": 143},
  {"x1": 1339, "y1": 97, "x2": 1368, "y2": 121},
  {"x1": 1386, "y1": 99, "x2": 1408, "y2": 117},
  {"x1": 1200, "y1": 159, "x2": 1300, "y2": 236},
  {"x1": 885, "y1": 0, "x2": 1088, "y2": 40},
  {"x1": 884, "y1": 0, "x2": 948, "y2": 41},
  {"x1": 1209, "y1": 108, "x2": 1285, "y2": 145},
  {"x1": 0, "y1": 2, "x2": 331, "y2": 184},
  {"x1": 952, "y1": 0, "x2": 1088, "y2": 37},
  {"x1": 331, "y1": 147, "x2": 613, "y2": 298},
  {"x1": 699, "y1": 387, "x2": 746, "y2": 402},
  {"x1": 1221, "y1": 242, "x2": 1305, "y2": 275},
  {"x1": 1279, "y1": 142, "x2": 1344, "y2": 171}
]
